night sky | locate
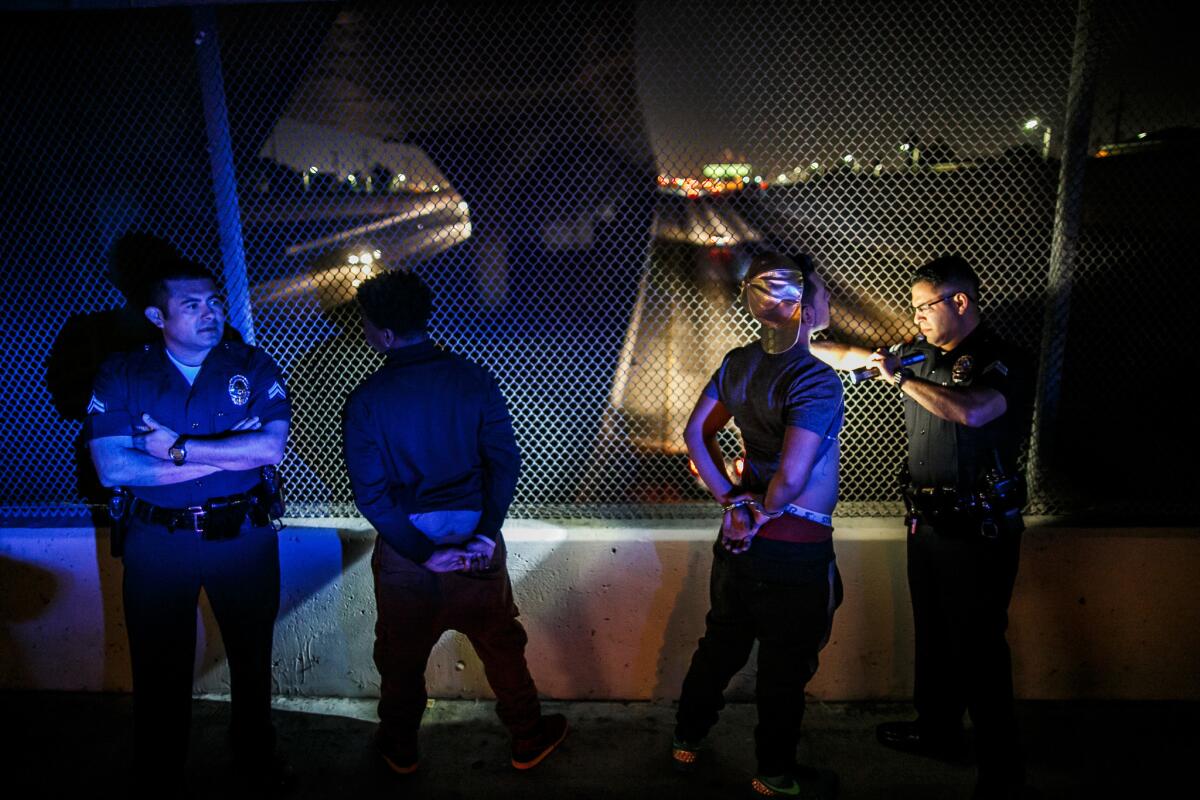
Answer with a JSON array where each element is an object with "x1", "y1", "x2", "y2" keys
[{"x1": 635, "y1": 0, "x2": 1195, "y2": 176}]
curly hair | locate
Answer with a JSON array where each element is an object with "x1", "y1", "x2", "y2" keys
[{"x1": 355, "y1": 268, "x2": 432, "y2": 335}]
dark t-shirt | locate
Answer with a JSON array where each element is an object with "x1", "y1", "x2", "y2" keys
[
  {"x1": 897, "y1": 326, "x2": 1032, "y2": 489},
  {"x1": 704, "y1": 343, "x2": 844, "y2": 493}
]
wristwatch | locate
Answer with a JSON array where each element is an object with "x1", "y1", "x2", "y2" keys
[
  {"x1": 168, "y1": 436, "x2": 189, "y2": 466},
  {"x1": 893, "y1": 367, "x2": 914, "y2": 388}
]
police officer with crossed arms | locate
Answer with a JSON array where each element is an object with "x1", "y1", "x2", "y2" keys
[{"x1": 86, "y1": 255, "x2": 291, "y2": 795}]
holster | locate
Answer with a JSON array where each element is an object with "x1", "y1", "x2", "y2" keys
[
  {"x1": 250, "y1": 465, "x2": 286, "y2": 531},
  {"x1": 107, "y1": 487, "x2": 131, "y2": 558}
]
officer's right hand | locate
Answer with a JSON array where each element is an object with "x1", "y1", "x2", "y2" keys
[{"x1": 868, "y1": 348, "x2": 900, "y2": 381}]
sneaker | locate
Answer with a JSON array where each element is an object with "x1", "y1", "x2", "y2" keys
[
  {"x1": 377, "y1": 736, "x2": 419, "y2": 776},
  {"x1": 671, "y1": 737, "x2": 703, "y2": 773},
  {"x1": 511, "y1": 713, "x2": 569, "y2": 770},
  {"x1": 750, "y1": 766, "x2": 837, "y2": 799}
]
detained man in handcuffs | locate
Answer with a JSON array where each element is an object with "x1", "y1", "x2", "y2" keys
[{"x1": 671, "y1": 251, "x2": 844, "y2": 799}]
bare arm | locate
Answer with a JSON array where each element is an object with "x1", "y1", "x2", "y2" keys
[
  {"x1": 762, "y1": 425, "x2": 827, "y2": 512},
  {"x1": 136, "y1": 414, "x2": 287, "y2": 470},
  {"x1": 810, "y1": 339, "x2": 875, "y2": 371},
  {"x1": 870, "y1": 352, "x2": 1006, "y2": 427},
  {"x1": 682, "y1": 393, "x2": 736, "y2": 504},
  {"x1": 89, "y1": 436, "x2": 221, "y2": 487},
  {"x1": 183, "y1": 420, "x2": 287, "y2": 469},
  {"x1": 900, "y1": 379, "x2": 1006, "y2": 427}
]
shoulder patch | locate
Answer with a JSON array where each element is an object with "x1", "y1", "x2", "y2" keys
[
  {"x1": 268, "y1": 381, "x2": 287, "y2": 400},
  {"x1": 982, "y1": 360, "x2": 1009, "y2": 377},
  {"x1": 86, "y1": 394, "x2": 106, "y2": 414}
]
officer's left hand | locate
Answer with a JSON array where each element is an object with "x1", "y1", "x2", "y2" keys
[{"x1": 135, "y1": 414, "x2": 179, "y2": 460}]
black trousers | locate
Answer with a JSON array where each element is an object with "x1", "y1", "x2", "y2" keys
[
  {"x1": 676, "y1": 539, "x2": 842, "y2": 776},
  {"x1": 121, "y1": 517, "x2": 281, "y2": 783},
  {"x1": 371, "y1": 537, "x2": 542, "y2": 750},
  {"x1": 908, "y1": 521, "x2": 1023, "y2": 785}
]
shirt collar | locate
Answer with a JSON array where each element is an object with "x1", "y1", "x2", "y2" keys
[
  {"x1": 383, "y1": 338, "x2": 440, "y2": 365},
  {"x1": 941, "y1": 323, "x2": 989, "y2": 359}
]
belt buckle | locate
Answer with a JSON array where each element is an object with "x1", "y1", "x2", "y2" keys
[{"x1": 186, "y1": 505, "x2": 207, "y2": 534}]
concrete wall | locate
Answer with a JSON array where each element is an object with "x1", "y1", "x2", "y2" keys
[{"x1": 2, "y1": 518, "x2": 1198, "y2": 701}]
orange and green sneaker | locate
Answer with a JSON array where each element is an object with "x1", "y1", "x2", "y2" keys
[
  {"x1": 750, "y1": 766, "x2": 838, "y2": 798},
  {"x1": 671, "y1": 737, "x2": 703, "y2": 773},
  {"x1": 751, "y1": 774, "x2": 804, "y2": 797}
]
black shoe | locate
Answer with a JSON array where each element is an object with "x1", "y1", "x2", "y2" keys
[
  {"x1": 972, "y1": 778, "x2": 1036, "y2": 800},
  {"x1": 377, "y1": 736, "x2": 420, "y2": 776},
  {"x1": 511, "y1": 713, "x2": 569, "y2": 770},
  {"x1": 876, "y1": 720, "x2": 967, "y2": 761}
]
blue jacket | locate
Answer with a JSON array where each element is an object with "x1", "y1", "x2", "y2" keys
[{"x1": 341, "y1": 339, "x2": 521, "y2": 563}]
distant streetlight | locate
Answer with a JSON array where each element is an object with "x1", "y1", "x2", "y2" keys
[
  {"x1": 842, "y1": 154, "x2": 854, "y2": 163},
  {"x1": 1023, "y1": 118, "x2": 1051, "y2": 159}
]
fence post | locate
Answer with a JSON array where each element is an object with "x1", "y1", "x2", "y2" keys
[
  {"x1": 1028, "y1": 0, "x2": 1099, "y2": 507},
  {"x1": 192, "y1": 6, "x2": 255, "y2": 345}
]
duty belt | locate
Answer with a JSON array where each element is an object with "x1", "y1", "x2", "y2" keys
[
  {"x1": 130, "y1": 493, "x2": 254, "y2": 537},
  {"x1": 902, "y1": 484, "x2": 1021, "y2": 539}
]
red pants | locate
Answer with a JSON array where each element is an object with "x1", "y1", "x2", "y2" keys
[{"x1": 371, "y1": 536, "x2": 542, "y2": 748}]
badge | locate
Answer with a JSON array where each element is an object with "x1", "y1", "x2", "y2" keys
[
  {"x1": 951, "y1": 354, "x2": 974, "y2": 383},
  {"x1": 228, "y1": 374, "x2": 251, "y2": 406}
]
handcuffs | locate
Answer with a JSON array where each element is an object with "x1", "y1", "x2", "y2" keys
[
  {"x1": 720, "y1": 498, "x2": 783, "y2": 553},
  {"x1": 721, "y1": 497, "x2": 784, "y2": 518}
]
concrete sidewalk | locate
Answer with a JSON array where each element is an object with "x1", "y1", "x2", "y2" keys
[{"x1": 4, "y1": 693, "x2": 1192, "y2": 798}]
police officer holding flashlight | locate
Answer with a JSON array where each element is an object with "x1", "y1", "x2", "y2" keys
[{"x1": 813, "y1": 255, "x2": 1033, "y2": 799}]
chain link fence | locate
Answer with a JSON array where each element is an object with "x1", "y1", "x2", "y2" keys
[{"x1": 1, "y1": 1, "x2": 1195, "y2": 522}]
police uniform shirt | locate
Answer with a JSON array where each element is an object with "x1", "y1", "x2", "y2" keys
[
  {"x1": 703, "y1": 342, "x2": 844, "y2": 494},
  {"x1": 84, "y1": 341, "x2": 291, "y2": 508},
  {"x1": 897, "y1": 326, "x2": 1031, "y2": 490}
]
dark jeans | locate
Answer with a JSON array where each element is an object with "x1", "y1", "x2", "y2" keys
[
  {"x1": 122, "y1": 517, "x2": 281, "y2": 783},
  {"x1": 372, "y1": 536, "x2": 541, "y2": 749},
  {"x1": 676, "y1": 538, "x2": 843, "y2": 776},
  {"x1": 908, "y1": 521, "x2": 1023, "y2": 785}
]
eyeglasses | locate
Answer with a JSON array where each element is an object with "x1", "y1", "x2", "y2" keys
[{"x1": 911, "y1": 294, "x2": 956, "y2": 316}]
